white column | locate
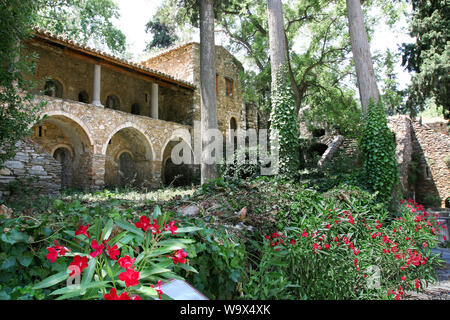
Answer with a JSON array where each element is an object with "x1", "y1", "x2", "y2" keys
[
  {"x1": 151, "y1": 83, "x2": 159, "y2": 119},
  {"x1": 92, "y1": 64, "x2": 103, "y2": 106}
]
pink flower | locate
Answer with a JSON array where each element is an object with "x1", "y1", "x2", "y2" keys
[
  {"x1": 107, "y1": 244, "x2": 120, "y2": 260},
  {"x1": 90, "y1": 239, "x2": 105, "y2": 258},
  {"x1": 119, "y1": 268, "x2": 140, "y2": 288},
  {"x1": 164, "y1": 221, "x2": 178, "y2": 235},
  {"x1": 170, "y1": 250, "x2": 188, "y2": 265},
  {"x1": 135, "y1": 215, "x2": 151, "y2": 232},
  {"x1": 117, "y1": 255, "x2": 135, "y2": 269},
  {"x1": 75, "y1": 225, "x2": 90, "y2": 238},
  {"x1": 68, "y1": 255, "x2": 89, "y2": 277},
  {"x1": 104, "y1": 288, "x2": 141, "y2": 300},
  {"x1": 151, "y1": 280, "x2": 163, "y2": 299},
  {"x1": 46, "y1": 247, "x2": 59, "y2": 263}
]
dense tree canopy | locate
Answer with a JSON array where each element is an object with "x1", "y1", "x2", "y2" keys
[
  {"x1": 401, "y1": 0, "x2": 449, "y2": 119},
  {"x1": 145, "y1": 18, "x2": 179, "y2": 50}
]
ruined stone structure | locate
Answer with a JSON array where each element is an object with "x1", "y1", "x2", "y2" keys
[
  {"x1": 0, "y1": 29, "x2": 258, "y2": 196},
  {"x1": 312, "y1": 116, "x2": 449, "y2": 208}
]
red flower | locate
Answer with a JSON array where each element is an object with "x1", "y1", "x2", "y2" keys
[
  {"x1": 75, "y1": 225, "x2": 90, "y2": 238},
  {"x1": 151, "y1": 219, "x2": 161, "y2": 235},
  {"x1": 135, "y1": 215, "x2": 151, "y2": 232},
  {"x1": 104, "y1": 288, "x2": 140, "y2": 300},
  {"x1": 170, "y1": 250, "x2": 188, "y2": 265},
  {"x1": 90, "y1": 239, "x2": 105, "y2": 258},
  {"x1": 164, "y1": 221, "x2": 178, "y2": 235},
  {"x1": 117, "y1": 255, "x2": 135, "y2": 269},
  {"x1": 324, "y1": 243, "x2": 330, "y2": 250},
  {"x1": 68, "y1": 255, "x2": 89, "y2": 277},
  {"x1": 301, "y1": 230, "x2": 309, "y2": 237},
  {"x1": 290, "y1": 239, "x2": 296, "y2": 245},
  {"x1": 119, "y1": 268, "x2": 140, "y2": 288},
  {"x1": 107, "y1": 244, "x2": 120, "y2": 260},
  {"x1": 46, "y1": 247, "x2": 59, "y2": 263},
  {"x1": 151, "y1": 280, "x2": 163, "y2": 299},
  {"x1": 415, "y1": 279, "x2": 420, "y2": 289}
]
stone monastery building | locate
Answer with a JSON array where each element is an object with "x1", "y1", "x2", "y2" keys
[{"x1": 0, "y1": 29, "x2": 258, "y2": 195}]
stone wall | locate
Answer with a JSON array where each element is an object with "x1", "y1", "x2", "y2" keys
[
  {"x1": 0, "y1": 139, "x2": 61, "y2": 198},
  {"x1": 24, "y1": 39, "x2": 193, "y2": 124},
  {"x1": 143, "y1": 43, "x2": 249, "y2": 135}
]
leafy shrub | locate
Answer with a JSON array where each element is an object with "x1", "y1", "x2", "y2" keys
[
  {"x1": 180, "y1": 218, "x2": 247, "y2": 300},
  {"x1": 245, "y1": 190, "x2": 445, "y2": 300},
  {"x1": 32, "y1": 206, "x2": 200, "y2": 300},
  {"x1": 219, "y1": 146, "x2": 261, "y2": 182},
  {"x1": 359, "y1": 99, "x2": 399, "y2": 202},
  {"x1": 422, "y1": 193, "x2": 442, "y2": 208}
]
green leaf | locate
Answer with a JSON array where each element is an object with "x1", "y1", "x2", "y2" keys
[
  {"x1": 173, "y1": 227, "x2": 202, "y2": 234},
  {"x1": 33, "y1": 271, "x2": 69, "y2": 289},
  {"x1": 135, "y1": 286, "x2": 158, "y2": 298},
  {"x1": 139, "y1": 267, "x2": 172, "y2": 280},
  {"x1": 18, "y1": 252, "x2": 33, "y2": 267},
  {"x1": 50, "y1": 281, "x2": 109, "y2": 296},
  {"x1": 102, "y1": 219, "x2": 114, "y2": 241},
  {"x1": 115, "y1": 220, "x2": 144, "y2": 239},
  {"x1": 1, "y1": 257, "x2": 16, "y2": 270},
  {"x1": 81, "y1": 257, "x2": 97, "y2": 287}
]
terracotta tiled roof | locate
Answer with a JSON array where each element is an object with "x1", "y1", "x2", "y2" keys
[{"x1": 31, "y1": 27, "x2": 195, "y2": 90}]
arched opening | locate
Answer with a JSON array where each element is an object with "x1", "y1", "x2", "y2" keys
[
  {"x1": 78, "y1": 91, "x2": 89, "y2": 103},
  {"x1": 31, "y1": 115, "x2": 93, "y2": 189},
  {"x1": 105, "y1": 127, "x2": 152, "y2": 188},
  {"x1": 131, "y1": 103, "x2": 141, "y2": 115},
  {"x1": 445, "y1": 197, "x2": 450, "y2": 208},
  {"x1": 229, "y1": 117, "x2": 238, "y2": 152},
  {"x1": 312, "y1": 128, "x2": 326, "y2": 138},
  {"x1": 230, "y1": 117, "x2": 237, "y2": 131},
  {"x1": 105, "y1": 95, "x2": 120, "y2": 110},
  {"x1": 44, "y1": 79, "x2": 63, "y2": 98},
  {"x1": 162, "y1": 139, "x2": 198, "y2": 187},
  {"x1": 53, "y1": 147, "x2": 73, "y2": 188}
]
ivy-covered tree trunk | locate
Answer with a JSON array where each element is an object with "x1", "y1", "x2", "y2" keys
[
  {"x1": 269, "y1": 67, "x2": 300, "y2": 178},
  {"x1": 346, "y1": 0, "x2": 379, "y2": 115},
  {"x1": 199, "y1": 0, "x2": 219, "y2": 184},
  {"x1": 360, "y1": 99, "x2": 399, "y2": 203}
]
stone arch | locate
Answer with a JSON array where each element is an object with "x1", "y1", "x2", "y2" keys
[
  {"x1": 102, "y1": 123, "x2": 154, "y2": 158},
  {"x1": 104, "y1": 125, "x2": 153, "y2": 188},
  {"x1": 43, "y1": 77, "x2": 64, "y2": 98},
  {"x1": 31, "y1": 113, "x2": 95, "y2": 189},
  {"x1": 230, "y1": 116, "x2": 238, "y2": 131},
  {"x1": 445, "y1": 196, "x2": 450, "y2": 208},
  {"x1": 161, "y1": 133, "x2": 198, "y2": 187}
]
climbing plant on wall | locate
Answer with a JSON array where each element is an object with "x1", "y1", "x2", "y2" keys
[{"x1": 359, "y1": 98, "x2": 399, "y2": 203}]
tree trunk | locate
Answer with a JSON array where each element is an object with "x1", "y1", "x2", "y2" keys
[
  {"x1": 199, "y1": 0, "x2": 218, "y2": 184},
  {"x1": 346, "y1": 0, "x2": 379, "y2": 114},
  {"x1": 267, "y1": 0, "x2": 287, "y2": 92}
]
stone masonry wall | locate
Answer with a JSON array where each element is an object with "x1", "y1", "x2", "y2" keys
[
  {"x1": 0, "y1": 138, "x2": 62, "y2": 198},
  {"x1": 24, "y1": 39, "x2": 193, "y2": 124}
]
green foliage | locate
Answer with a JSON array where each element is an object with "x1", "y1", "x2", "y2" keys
[
  {"x1": 36, "y1": 0, "x2": 127, "y2": 54},
  {"x1": 401, "y1": 0, "x2": 450, "y2": 119},
  {"x1": 421, "y1": 193, "x2": 442, "y2": 208},
  {"x1": 219, "y1": 146, "x2": 261, "y2": 182},
  {"x1": 181, "y1": 219, "x2": 247, "y2": 300},
  {"x1": 244, "y1": 186, "x2": 444, "y2": 300},
  {"x1": 269, "y1": 66, "x2": 300, "y2": 178},
  {"x1": 0, "y1": 0, "x2": 44, "y2": 168},
  {"x1": 359, "y1": 99, "x2": 399, "y2": 202},
  {"x1": 145, "y1": 18, "x2": 179, "y2": 50}
]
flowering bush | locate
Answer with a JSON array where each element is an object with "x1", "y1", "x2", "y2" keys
[
  {"x1": 33, "y1": 206, "x2": 200, "y2": 300},
  {"x1": 246, "y1": 192, "x2": 445, "y2": 300}
]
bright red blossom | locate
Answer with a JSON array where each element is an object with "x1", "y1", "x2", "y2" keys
[
  {"x1": 170, "y1": 250, "x2": 188, "y2": 265},
  {"x1": 68, "y1": 255, "x2": 89, "y2": 277},
  {"x1": 117, "y1": 255, "x2": 135, "y2": 269},
  {"x1": 119, "y1": 268, "x2": 140, "y2": 287},
  {"x1": 107, "y1": 244, "x2": 120, "y2": 260}
]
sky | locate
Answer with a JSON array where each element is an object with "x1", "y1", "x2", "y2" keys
[{"x1": 114, "y1": 0, "x2": 414, "y2": 89}]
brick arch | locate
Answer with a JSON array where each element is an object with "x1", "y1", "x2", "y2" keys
[
  {"x1": 40, "y1": 110, "x2": 96, "y2": 153},
  {"x1": 43, "y1": 75, "x2": 65, "y2": 98},
  {"x1": 101, "y1": 122, "x2": 154, "y2": 160}
]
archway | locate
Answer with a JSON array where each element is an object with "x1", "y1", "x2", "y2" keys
[
  {"x1": 105, "y1": 94, "x2": 120, "y2": 110},
  {"x1": 104, "y1": 127, "x2": 153, "y2": 188},
  {"x1": 44, "y1": 79, "x2": 63, "y2": 98},
  {"x1": 162, "y1": 139, "x2": 198, "y2": 187},
  {"x1": 53, "y1": 147, "x2": 73, "y2": 187},
  {"x1": 31, "y1": 115, "x2": 94, "y2": 189}
]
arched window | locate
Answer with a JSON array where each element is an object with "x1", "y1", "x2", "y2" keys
[
  {"x1": 230, "y1": 117, "x2": 237, "y2": 131},
  {"x1": 44, "y1": 79, "x2": 63, "y2": 98},
  {"x1": 131, "y1": 103, "x2": 140, "y2": 115},
  {"x1": 78, "y1": 91, "x2": 89, "y2": 103},
  {"x1": 105, "y1": 95, "x2": 120, "y2": 110}
]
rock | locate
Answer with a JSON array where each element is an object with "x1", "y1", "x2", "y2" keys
[
  {"x1": 177, "y1": 204, "x2": 200, "y2": 217},
  {"x1": 237, "y1": 207, "x2": 247, "y2": 222},
  {"x1": 0, "y1": 205, "x2": 12, "y2": 219}
]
